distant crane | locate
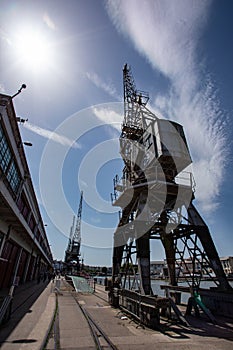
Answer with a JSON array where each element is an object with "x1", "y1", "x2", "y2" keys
[{"x1": 65, "y1": 191, "x2": 83, "y2": 274}]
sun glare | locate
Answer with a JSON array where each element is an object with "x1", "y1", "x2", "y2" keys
[{"x1": 15, "y1": 29, "x2": 52, "y2": 70}]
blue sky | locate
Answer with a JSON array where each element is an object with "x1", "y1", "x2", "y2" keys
[{"x1": 0, "y1": 0, "x2": 233, "y2": 266}]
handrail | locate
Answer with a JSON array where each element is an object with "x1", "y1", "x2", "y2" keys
[{"x1": 111, "y1": 167, "x2": 195, "y2": 203}]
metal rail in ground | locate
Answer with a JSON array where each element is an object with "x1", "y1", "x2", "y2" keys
[{"x1": 76, "y1": 300, "x2": 118, "y2": 350}]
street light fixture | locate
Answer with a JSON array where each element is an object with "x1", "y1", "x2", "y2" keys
[
  {"x1": 11, "y1": 84, "x2": 26, "y2": 99},
  {"x1": 16, "y1": 117, "x2": 28, "y2": 124},
  {"x1": 23, "y1": 141, "x2": 33, "y2": 147}
]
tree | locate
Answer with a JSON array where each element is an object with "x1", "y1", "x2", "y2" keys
[{"x1": 101, "y1": 266, "x2": 107, "y2": 275}]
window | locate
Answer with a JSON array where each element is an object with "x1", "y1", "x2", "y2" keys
[
  {"x1": 6, "y1": 161, "x2": 20, "y2": 192},
  {"x1": 0, "y1": 123, "x2": 21, "y2": 193},
  {"x1": 29, "y1": 216, "x2": 36, "y2": 232},
  {"x1": 22, "y1": 205, "x2": 29, "y2": 220},
  {"x1": 17, "y1": 194, "x2": 30, "y2": 221},
  {"x1": 0, "y1": 125, "x2": 12, "y2": 172},
  {"x1": 0, "y1": 232, "x2": 4, "y2": 251}
]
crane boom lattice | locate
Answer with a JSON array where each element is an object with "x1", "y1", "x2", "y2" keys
[{"x1": 73, "y1": 191, "x2": 83, "y2": 244}]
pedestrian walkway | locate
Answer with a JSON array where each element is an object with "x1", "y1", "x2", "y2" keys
[
  {"x1": 0, "y1": 279, "x2": 56, "y2": 350},
  {"x1": 46, "y1": 288, "x2": 96, "y2": 349}
]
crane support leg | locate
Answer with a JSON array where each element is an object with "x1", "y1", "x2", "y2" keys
[
  {"x1": 188, "y1": 203, "x2": 231, "y2": 291},
  {"x1": 112, "y1": 245, "x2": 124, "y2": 287},
  {"x1": 197, "y1": 228, "x2": 231, "y2": 290},
  {"x1": 136, "y1": 233, "x2": 151, "y2": 295},
  {"x1": 161, "y1": 234, "x2": 177, "y2": 286}
]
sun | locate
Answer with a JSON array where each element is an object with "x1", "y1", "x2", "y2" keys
[{"x1": 15, "y1": 29, "x2": 52, "y2": 70}]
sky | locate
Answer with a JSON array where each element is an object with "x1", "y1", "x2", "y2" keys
[{"x1": 0, "y1": 0, "x2": 233, "y2": 266}]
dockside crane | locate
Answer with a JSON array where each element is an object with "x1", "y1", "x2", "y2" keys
[
  {"x1": 110, "y1": 65, "x2": 231, "y2": 322},
  {"x1": 64, "y1": 191, "x2": 83, "y2": 274}
]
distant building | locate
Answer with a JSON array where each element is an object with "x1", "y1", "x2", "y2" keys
[
  {"x1": 220, "y1": 257, "x2": 233, "y2": 276},
  {"x1": 180, "y1": 258, "x2": 202, "y2": 275},
  {"x1": 53, "y1": 260, "x2": 64, "y2": 273},
  {"x1": 0, "y1": 92, "x2": 52, "y2": 289},
  {"x1": 163, "y1": 256, "x2": 233, "y2": 278},
  {"x1": 83, "y1": 265, "x2": 112, "y2": 275},
  {"x1": 150, "y1": 260, "x2": 165, "y2": 276}
]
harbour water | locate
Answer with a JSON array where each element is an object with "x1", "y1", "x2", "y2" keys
[
  {"x1": 152, "y1": 279, "x2": 233, "y2": 303},
  {"x1": 94, "y1": 276, "x2": 233, "y2": 304}
]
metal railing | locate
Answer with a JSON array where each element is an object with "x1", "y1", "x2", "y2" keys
[{"x1": 111, "y1": 168, "x2": 195, "y2": 204}]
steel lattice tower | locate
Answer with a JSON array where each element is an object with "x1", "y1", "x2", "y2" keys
[
  {"x1": 65, "y1": 191, "x2": 83, "y2": 273},
  {"x1": 111, "y1": 64, "x2": 231, "y2": 295}
]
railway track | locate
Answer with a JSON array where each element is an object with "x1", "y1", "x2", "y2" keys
[
  {"x1": 47, "y1": 280, "x2": 118, "y2": 350},
  {"x1": 72, "y1": 294, "x2": 118, "y2": 350}
]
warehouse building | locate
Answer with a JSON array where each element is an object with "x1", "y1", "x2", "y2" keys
[{"x1": 0, "y1": 91, "x2": 52, "y2": 289}]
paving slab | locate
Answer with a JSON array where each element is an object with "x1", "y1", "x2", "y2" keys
[
  {"x1": 0, "y1": 281, "x2": 56, "y2": 350},
  {"x1": 57, "y1": 291, "x2": 96, "y2": 349}
]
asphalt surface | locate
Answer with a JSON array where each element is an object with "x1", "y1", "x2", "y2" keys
[{"x1": 0, "y1": 278, "x2": 233, "y2": 350}]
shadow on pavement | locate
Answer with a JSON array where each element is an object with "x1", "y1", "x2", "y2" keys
[{"x1": 0, "y1": 280, "x2": 50, "y2": 344}]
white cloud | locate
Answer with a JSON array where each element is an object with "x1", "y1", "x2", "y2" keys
[
  {"x1": 153, "y1": 73, "x2": 227, "y2": 213},
  {"x1": 0, "y1": 83, "x2": 6, "y2": 93},
  {"x1": 23, "y1": 122, "x2": 81, "y2": 149},
  {"x1": 86, "y1": 72, "x2": 121, "y2": 101},
  {"x1": 106, "y1": 0, "x2": 210, "y2": 93},
  {"x1": 92, "y1": 106, "x2": 122, "y2": 133},
  {"x1": 43, "y1": 13, "x2": 56, "y2": 30},
  {"x1": 106, "y1": 0, "x2": 227, "y2": 214}
]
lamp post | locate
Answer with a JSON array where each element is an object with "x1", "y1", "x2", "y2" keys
[
  {"x1": 17, "y1": 141, "x2": 33, "y2": 148},
  {"x1": 11, "y1": 84, "x2": 26, "y2": 99}
]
